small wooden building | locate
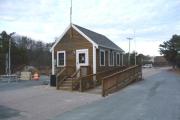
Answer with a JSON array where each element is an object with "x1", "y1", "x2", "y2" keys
[
  {"x1": 154, "y1": 56, "x2": 168, "y2": 67},
  {"x1": 50, "y1": 24, "x2": 125, "y2": 90}
]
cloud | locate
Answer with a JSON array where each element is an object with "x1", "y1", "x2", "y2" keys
[
  {"x1": 0, "y1": 0, "x2": 180, "y2": 56},
  {"x1": 0, "y1": 16, "x2": 16, "y2": 21}
]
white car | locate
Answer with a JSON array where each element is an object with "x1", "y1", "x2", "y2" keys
[{"x1": 142, "y1": 64, "x2": 152, "y2": 68}]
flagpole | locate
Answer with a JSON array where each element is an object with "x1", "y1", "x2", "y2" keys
[
  {"x1": 70, "y1": 0, "x2": 73, "y2": 43},
  {"x1": 70, "y1": 0, "x2": 72, "y2": 25}
]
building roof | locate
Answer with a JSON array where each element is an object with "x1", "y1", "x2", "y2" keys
[
  {"x1": 50, "y1": 24, "x2": 124, "y2": 52},
  {"x1": 73, "y1": 24, "x2": 124, "y2": 52}
]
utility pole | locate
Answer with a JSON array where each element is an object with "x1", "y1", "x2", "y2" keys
[
  {"x1": 127, "y1": 37, "x2": 133, "y2": 66},
  {"x1": 133, "y1": 30, "x2": 137, "y2": 65},
  {"x1": 8, "y1": 32, "x2": 15, "y2": 83}
]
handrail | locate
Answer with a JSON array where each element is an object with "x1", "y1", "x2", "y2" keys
[
  {"x1": 78, "y1": 65, "x2": 126, "y2": 80},
  {"x1": 103, "y1": 65, "x2": 137, "y2": 80},
  {"x1": 56, "y1": 67, "x2": 66, "y2": 78},
  {"x1": 77, "y1": 66, "x2": 127, "y2": 92},
  {"x1": 102, "y1": 65, "x2": 142, "y2": 97},
  {"x1": 59, "y1": 76, "x2": 68, "y2": 86},
  {"x1": 56, "y1": 68, "x2": 63, "y2": 75},
  {"x1": 56, "y1": 67, "x2": 66, "y2": 90},
  {"x1": 70, "y1": 68, "x2": 80, "y2": 78},
  {"x1": 71, "y1": 68, "x2": 81, "y2": 90},
  {"x1": 56, "y1": 66, "x2": 76, "y2": 90}
]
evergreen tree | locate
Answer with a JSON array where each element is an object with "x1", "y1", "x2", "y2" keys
[{"x1": 159, "y1": 34, "x2": 180, "y2": 68}]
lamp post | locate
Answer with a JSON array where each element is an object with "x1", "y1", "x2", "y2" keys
[
  {"x1": 127, "y1": 37, "x2": 133, "y2": 66},
  {"x1": 8, "y1": 32, "x2": 15, "y2": 83}
]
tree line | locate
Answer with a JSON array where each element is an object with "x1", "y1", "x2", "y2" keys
[
  {"x1": 159, "y1": 34, "x2": 180, "y2": 68},
  {"x1": 0, "y1": 31, "x2": 53, "y2": 74}
]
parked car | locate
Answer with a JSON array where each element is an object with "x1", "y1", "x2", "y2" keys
[{"x1": 142, "y1": 64, "x2": 153, "y2": 68}]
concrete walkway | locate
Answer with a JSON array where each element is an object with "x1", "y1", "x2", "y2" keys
[
  {"x1": 0, "y1": 78, "x2": 102, "y2": 120},
  {"x1": 52, "y1": 67, "x2": 180, "y2": 120}
]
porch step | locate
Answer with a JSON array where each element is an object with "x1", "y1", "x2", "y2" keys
[
  {"x1": 59, "y1": 86, "x2": 73, "y2": 91},
  {"x1": 59, "y1": 77, "x2": 74, "y2": 91},
  {"x1": 62, "y1": 81, "x2": 73, "y2": 86}
]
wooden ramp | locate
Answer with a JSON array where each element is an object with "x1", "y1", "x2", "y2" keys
[
  {"x1": 55, "y1": 65, "x2": 142, "y2": 97},
  {"x1": 86, "y1": 86, "x2": 102, "y2": 95}
]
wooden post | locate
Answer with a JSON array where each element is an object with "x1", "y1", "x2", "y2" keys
[
  {"x1": 140, "y1": 65, "x2": 142, "y2": 80},
  {"x1": 79, "y1": 78, "x2": 82, "y2": 92},
  {"x1": 102, "y1": 79, "x2": 105, "y2": 97},
  {"x1": 116, "y1": 76, "x2": 118, "y2": 91},
  {"x1": 56, "y1": 76, "x2": 59, "y2": 90}
]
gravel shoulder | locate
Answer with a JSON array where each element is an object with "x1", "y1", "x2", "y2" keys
[{"x1": 0, "y1": 77, "x2": 102, "y2": 120}]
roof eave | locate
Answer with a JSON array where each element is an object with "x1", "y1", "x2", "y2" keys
[
  {"x1": 98, "y1": 44, "x2": 124, "y2": 52},
  {"x1": 50, "y1": 24, "x2": 72, "y2": 52},
  {"x1": 72, "y1": 24, "x2": 98, "y2": 48}
]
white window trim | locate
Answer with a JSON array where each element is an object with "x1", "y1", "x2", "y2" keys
[
  {"x1": 109, "y1": 51, "x2": 114, "y2": 66},
  {"x1": 100, "y1": 49, "x2": 105, "y2": 66},
  {"x1": 57, "y1": 51, "x2": 66, "y2": 67},
  {"x1": 76, "y1": 49, "x2": 89, "y2": 66},
  {"x1": 116, "y1": 53, "x2": 120, "y2": 66}
]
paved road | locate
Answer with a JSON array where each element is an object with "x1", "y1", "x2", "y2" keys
[{"x1": 52, "y1": 67, "x2": 180, "y2": 120}]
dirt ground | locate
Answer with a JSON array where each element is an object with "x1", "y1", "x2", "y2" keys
[{"x1": 0, "y1": 76, "x2": 102, "y2": 120}]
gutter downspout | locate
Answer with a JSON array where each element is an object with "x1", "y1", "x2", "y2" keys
[{"x1": 52, "y1": 49, "x2": 55, "y2": 75}]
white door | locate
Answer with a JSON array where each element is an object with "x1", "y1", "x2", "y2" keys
[{"x1": 76, "y1": 49, "x2": 89, "y2": 71}]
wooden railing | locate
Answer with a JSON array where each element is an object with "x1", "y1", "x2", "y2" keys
[
  {"x1": 56, "y1": 66, "x2": 76, "y2": 90},
  {"x1": 71, "y1": 66, "x2": 91, "y2": 90},
  {"x1": 71, "y1": 68, "x2": 81, "y2": 90},
  {"x1": 76, "y1": 66, "x2": 127, "y2": 92},
  {"x1": 102, "y1": 65, "x2": 142, "y2": 97},
  {"x1": 56, "y1": 68, "x2": 66, "y2": 90}
]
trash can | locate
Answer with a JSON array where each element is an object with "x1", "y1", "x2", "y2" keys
[{"x1": 50, "y1": 75, "x2": 56, "y2": 87}]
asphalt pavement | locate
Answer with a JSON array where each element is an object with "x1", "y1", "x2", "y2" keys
[{"x1": 52, "y1": 67, "x2": 180, "y2": 120}]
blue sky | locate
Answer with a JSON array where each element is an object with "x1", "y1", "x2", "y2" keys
[{"x1": 0, "y1": 0, "x2": 180, "y2": 56}]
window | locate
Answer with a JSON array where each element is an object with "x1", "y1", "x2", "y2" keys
[
  {"x1": 57, "y1": 51, "x2": 66, "y2": 67},
  {"x1": 116, "y1": 53, "x2": 120, "y2": 66},
  {"x1": 109, "y1": 50, "x2": 114, "y2": 66},
  {"x1": 79, "y1": 53, "x2": 86, "y2": 63},
  {"x1": 100, "y1": 50, "x2": 105, "y2": 66}
]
